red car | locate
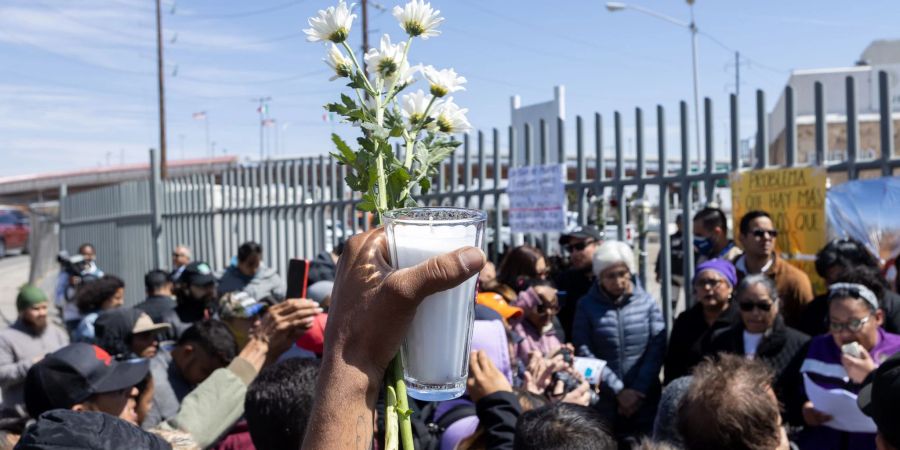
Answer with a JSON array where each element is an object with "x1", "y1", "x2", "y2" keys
[{"x1": 0, "y1": 208, "x2": 29, "y2": 258}]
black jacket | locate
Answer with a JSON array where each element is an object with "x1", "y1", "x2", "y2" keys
[
  {"x1": 798, "y1": 289, "x2": 900, "y2": 337},
  {"x1": 706, "y1": 316, "x2": 810, "y2": 425},
  {"x1": 16, "y1": 409, "x2": 171, "y2": 450},
  {"x1": 663, "y1": 302, "x2": 740, "y2": 383},
  {"x1": 475, "y1": 391, "x2": 521, "y2": 450},
  {"x1": 553, "y1": 267, "x2": 594, "y2": 340},
  {"x1": 308, "y1": 251, "x2": 337, "y2": 285}
]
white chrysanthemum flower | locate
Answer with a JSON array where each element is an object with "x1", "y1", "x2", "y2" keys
[
  {"x1": 392, "y1": 0, "x2": 444, "y2": 39},
  {"x1": 324, "y1": 44, "x2": 353, "y2": 81},
  {"x1": 434, "y1": 97, "x2": 471, "y2": 133},
  {"x1": 304, "y1": 1, "x2": 356, "y2": 43},
  {"x1": 401, "y1": 89, "x2": 439, "y2": 128},
  {"x1": 422, "y1": 65, "x2": 466, "y2": 97},
  {"x1": 364, "y1": 35, "x2": 408, "y2": 83}
]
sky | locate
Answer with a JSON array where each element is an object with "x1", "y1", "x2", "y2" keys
[{"x1": 1, "y1": 0, "x2": 898, "y2": 177}]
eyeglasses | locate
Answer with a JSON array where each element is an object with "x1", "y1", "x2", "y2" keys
[
  {"x1": 739, "y1": 301, "x2": 774, "y2": 312},
  {"x1": 693, "y1": 278, "x2": 723, "y2": 289},
  {"x1": 751, "y1": 229, "x2": 778, "y2": 239},
  {"x1": 564, "y1": 240, "x2": 595, "y2": 253},
  {"x1": 536, "y1": 303, "x2": 559, "y2": 314},
  {"x1": 172, "y1": 252, "x2": 187, "y2": 257},
  {"x1": 829, "y1": 315, "x2": 871, "y2": 333}
]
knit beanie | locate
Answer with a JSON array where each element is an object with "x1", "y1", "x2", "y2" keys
[
  {"x1": 17, "y1": 285, "x2": 47, "y2": 312},
  {"x1": 695, "y1": 259, "x2": 738, "y2": 287},
  {"x1": 592, "y1": 241, "x2": 636, "y2": 278}
]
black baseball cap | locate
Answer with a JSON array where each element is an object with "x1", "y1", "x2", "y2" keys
[
  {"x1": 559, "y1": 226, "x2": 604, "y2": 245},
  {"x1": 24, "y1": 343, "x2": 150, "y2": 418},
  {"x1": 858, "y1": 353, "x2": 900, "y2": 448},
  {"x1": 181, "y1": 261, "x2": 216, "y2": 286}
]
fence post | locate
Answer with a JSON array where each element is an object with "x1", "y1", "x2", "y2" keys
[
  {"x1": 756, "y1": 90, "x2": 768, "y2": 168},
  {"x1": 846, "y1": 76, "x2": 859, "y2": 179},
  {"x1": 149, "y1": 149, "x2": 163, "y2": 270},
  {"x1": 58, "y1": 183, "x2": 68, "y2": 253},
  {"x1": 785, "y1": 86, "x2": 796, "y2": 166},
  {"x1": 814, "y1": 82, "x2": 827, "y2": 165},
  {"x1": 879, "y1": 71, "x2": 894, "y2": 176}
]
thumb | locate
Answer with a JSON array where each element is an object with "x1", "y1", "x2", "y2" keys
[{"x1": 385, "y1": 246, "x2": 485, "y2": 306}]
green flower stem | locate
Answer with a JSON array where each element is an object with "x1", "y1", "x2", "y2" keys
[
  {"x1": 340, "y1": 40, "x2": 376, "y2": 95},
  {"x1": 384, "y1": 386, "x2": 399, "y2": 450},
  {"x1": 391, "y1": 356, "x2": 414, "y2": 450}
]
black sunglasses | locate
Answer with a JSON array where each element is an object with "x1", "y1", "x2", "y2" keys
[
  {"x1": 564, "y1": 240, "x2": 595, "y2": 252},
  {"x1": 751, "y1": 229, "x2": 778, "y2": 238},
  {"x1": 536, "y1": 302, "x2": 559, "y2": 314},
  {"x1": 739, "y1": 301, "x2": 773, "y2": 312}
]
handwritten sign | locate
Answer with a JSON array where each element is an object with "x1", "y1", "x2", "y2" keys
[
  {"x1": 731, "y1": 167, "x2": 827, "y2": 293},
  {"x1": 508, "y1": 164, "x2": 567, "y2": 233}
]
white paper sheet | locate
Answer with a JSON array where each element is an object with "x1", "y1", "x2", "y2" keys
[
  {"x1": 803, "y1": 373, "x2": 877, "y2": 433},
  {"x1": 573, "y1": 357, "x2": 606, "y2": 385}
]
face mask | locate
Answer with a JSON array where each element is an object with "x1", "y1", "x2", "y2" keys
[{"x1": 694, "y1": 237, "x2": 714, "y2": 256}]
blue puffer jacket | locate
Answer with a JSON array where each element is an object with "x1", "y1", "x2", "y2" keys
[{"x1": 573, "y1": 282, "x2": 666, "y2": 396}]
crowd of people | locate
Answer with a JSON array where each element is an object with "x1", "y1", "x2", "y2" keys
[{"x1": 0, "y1": 207, "x2": 898, "y2": 450}]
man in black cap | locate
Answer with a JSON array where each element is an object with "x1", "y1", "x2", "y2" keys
[
  {"x1": 555, "y1": 225, "x2": 603, "y2": 337},
  {"x1": 858, "y1": 353, "x2": 900, "y2": 450},
  {"x1": 173, "y1": 261, "x2": 217, "y2": 333},
  {"x1": 24, "y1": 343, "x2": 150, "y2": 425}
]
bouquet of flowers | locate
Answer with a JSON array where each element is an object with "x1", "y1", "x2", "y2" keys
[{"x1": 305, "y1": 2, "x2": 470, "y2": 448}]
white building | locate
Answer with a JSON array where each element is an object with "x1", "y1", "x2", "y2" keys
[
  {"x1": 768, "y1": 40, "x2": 900, "y2": 165},
  {"x1": 510, "y1": 86, "x2": 565, "y2": 165}
]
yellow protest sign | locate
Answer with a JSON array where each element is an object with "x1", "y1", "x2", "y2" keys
[{"x1": 731, "y1": 167, "x2": 827, "y2": 294}]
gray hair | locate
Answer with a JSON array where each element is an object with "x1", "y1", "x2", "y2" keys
[
  {"x1": 735, "y1": 274, "x2": 780, "y2": 304},
  {"x1": 175, "y1": 244, "x2": 192, "y2": 259}
]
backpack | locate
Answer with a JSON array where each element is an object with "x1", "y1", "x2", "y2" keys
[{"x1": 411, "y1": 401, "x2": 477, "y2": 450}]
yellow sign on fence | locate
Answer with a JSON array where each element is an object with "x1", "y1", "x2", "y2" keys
[{"x1": 731, "y1": 167, "x2": 827, "y2": 293}]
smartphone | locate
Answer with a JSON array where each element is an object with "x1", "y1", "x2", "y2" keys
[
  {"x1": 286, "y1": 259, "x2": 311, "y2": 299},
  {"x1": 841, "y1": 342, "x2": 861, "y2": 358}
]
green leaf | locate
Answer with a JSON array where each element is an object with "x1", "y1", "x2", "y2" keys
[
  {"x1": 418, "y1": 177, "x2": 431, "y2": 194},
  {"x1": 341, "y1": 93, "x2": 356, "y2": 109},
  {"x1": 331, "y1": 134, "x2": 355, "y2": 164},
  {"x1": 357, "y1": 193, "x2": 376, "y2": 212}
]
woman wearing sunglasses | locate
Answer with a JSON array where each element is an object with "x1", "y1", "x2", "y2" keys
[
  {"x1": 706, "y1": 274, "x2": 810, "y2": 425},
  {"x1": 796, "y1": 282, "x2": 900, "y2": 450},
  {"x1": 511, "y1": 280, "x2": 562, "y2": 365},
  {"x1": 663, "y1": 259, "x2": 740, "y2": 384}
]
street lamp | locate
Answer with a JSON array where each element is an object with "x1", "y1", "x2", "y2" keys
[{"x1": 605, "y1": 1, "x2": 702, "y2": 172}]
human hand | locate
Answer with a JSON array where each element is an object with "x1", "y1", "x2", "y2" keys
[
  {"x1": 253, "y1": 299, "x2": 323, "y2": 358},
  {"x1": 802, "y1": 401, "x2": 833, "y2": 426},
  {"x1": 525, "y1": 354, "x2": 568, "y2": 395},
  {"x1": 323, "y1": 228, "x2": 485, "y2": 386},
  {"x1": 558, "y1": 372, "x2": 591, "y2": 406},
  {"x1": 467, "y1": 350, "x2": 512, "y2": 403},
  {"x1": 617, "y1": 388, "x2": 645, "y2": 417},
  {"x1": 841, "y1": 346, "x2": 877, "y2": 384}
]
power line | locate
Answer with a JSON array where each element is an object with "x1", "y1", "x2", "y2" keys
[
  {"x1": 175, "y1": 0, "x2": 304, "y2": 19},
  {"x1": 169, "y1": 68, "x2": 330, "y2": 85},
  {"x1": 0, "y1": 30, "x2": 154, "y2": 76}
]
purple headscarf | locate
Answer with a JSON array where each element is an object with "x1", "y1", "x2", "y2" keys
[
  {"x1": 436, "y1": 320, "x2": 511, "y2": 450},
  {"x1": 695, "y1": 258, "x2": 738, "y2": 287}
]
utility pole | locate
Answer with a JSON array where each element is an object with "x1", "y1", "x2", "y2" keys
[
  {"x1": 254, "y1": 97, "x2": 272, "y2": 160},
  {"x1": 735, "y1": 51, "x2": 740, "y2": 97},
  {"x1": 361, "y1": 0, "x2": 369, "y2": 72},
  {"x1": 155, "y1": 0, "x2": 168, "y2": 178}
]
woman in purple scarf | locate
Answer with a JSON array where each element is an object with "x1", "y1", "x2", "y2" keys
[{"x1": 797, "y1": 282, "x2": 900, "y2": 450}]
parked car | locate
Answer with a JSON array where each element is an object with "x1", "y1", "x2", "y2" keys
[{"x1": 0, "y1": 207, "x2": 29, "y2": 258}]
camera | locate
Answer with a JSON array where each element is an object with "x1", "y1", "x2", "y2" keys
[
  {"x1": 549, "y1": 371, "x2": 581, "y2": 395},
  {"x1": 57, "y1": 251, "x2": 100, "y2": 301}
]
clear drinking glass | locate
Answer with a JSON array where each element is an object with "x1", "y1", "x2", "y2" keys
[{"x1": 383, "y1": 207, "x2": 487, "y2": 401}]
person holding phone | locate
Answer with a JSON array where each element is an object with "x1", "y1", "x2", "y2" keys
[{"x1": 797, "y1": 282, "x2": 900, "y2": 450}]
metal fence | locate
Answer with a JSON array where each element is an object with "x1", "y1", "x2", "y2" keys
[{"x1": 59, "y1": 72, "x2": 900, "y2": 332}]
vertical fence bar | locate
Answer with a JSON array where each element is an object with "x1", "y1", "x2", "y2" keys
[
  {"x1": 492, "y1": 128, "x2": 502, "y2": 263},
  {"x1": 524, "y1": 123, "x2": 534, "y2": 247},
  {"x1": 510, "y1": 125, "x2": 522, "y2": 248},
  {"x1": 756, "y1": 90, "x2": 768, "y2": 169},
  {"x1": 879, "y1": 71, "x2": 894, "y2": 176},
  {"x1": 730, "y1": 94, "x2": 740, "y2": 171},
  {"x1": 635, "y1": 107, "x2": 648, "y2": 280},
  {"x1": 274, "y1": 162, "x2": 284, "y2": 276},
  {"x1": 680, "y1": 101, "x2": 695, "y2": 307},
  {"x1": 846, "y1": 76, "x2": 859, "y2": 179},
  {"x1": 330, "y1": 156, "x2": 339, "y2": 250},
  {"x1": 614, "y1": 111, "x2": 625, "y2": 242},
  {"x1": 657, "y1": 105, "x2": 672, "y2": 333},
  {"x1": 463, "y1": 134, "x2": 472, "y2": 209},
  {"x1": 478, "y1": 131, "x2": 486, "y2": 209},
  {"x1": 317, "y1": 155, "x2": 327, "y2": 254},
  {"x1": 576, "y1": 116, "x2": 587, "y2": 226},
  {"x1": 540, "y1": 120, "x2": 550, "y2": 252},
  {"x1": 704, "y1": 97, "x2": 715, "y2": 202},
  {"x1": 814, "y1": 82, "x2": 827, "y2": 165},
  {"x1": 149, "y1": 149, "x2": 162, "y2": 269},
  {"x1": 785, "y1": 86, "x2": 796, "y2": 167},
  {"x1": 595, "y1": 113, "x2": 604, "y2": 228}
]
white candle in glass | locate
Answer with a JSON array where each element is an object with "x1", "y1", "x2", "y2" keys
[{"x1": 385, "y1": 207, "x2": 485, "y2": 401}]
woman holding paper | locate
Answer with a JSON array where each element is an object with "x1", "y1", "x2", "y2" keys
[
  {"x1": 705, "y1": 274, "x2": 810, "y2": 425},
  {"x1": 797, "y1": 282, "x2": 900, "y2": 450}
]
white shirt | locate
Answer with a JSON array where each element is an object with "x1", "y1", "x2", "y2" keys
[
  {"x1": 743, "y1": 330, "x2": 764, "y2": 359},
  {"x1": 735, "y1": 254, "x2": 774, "y2": 275}
]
